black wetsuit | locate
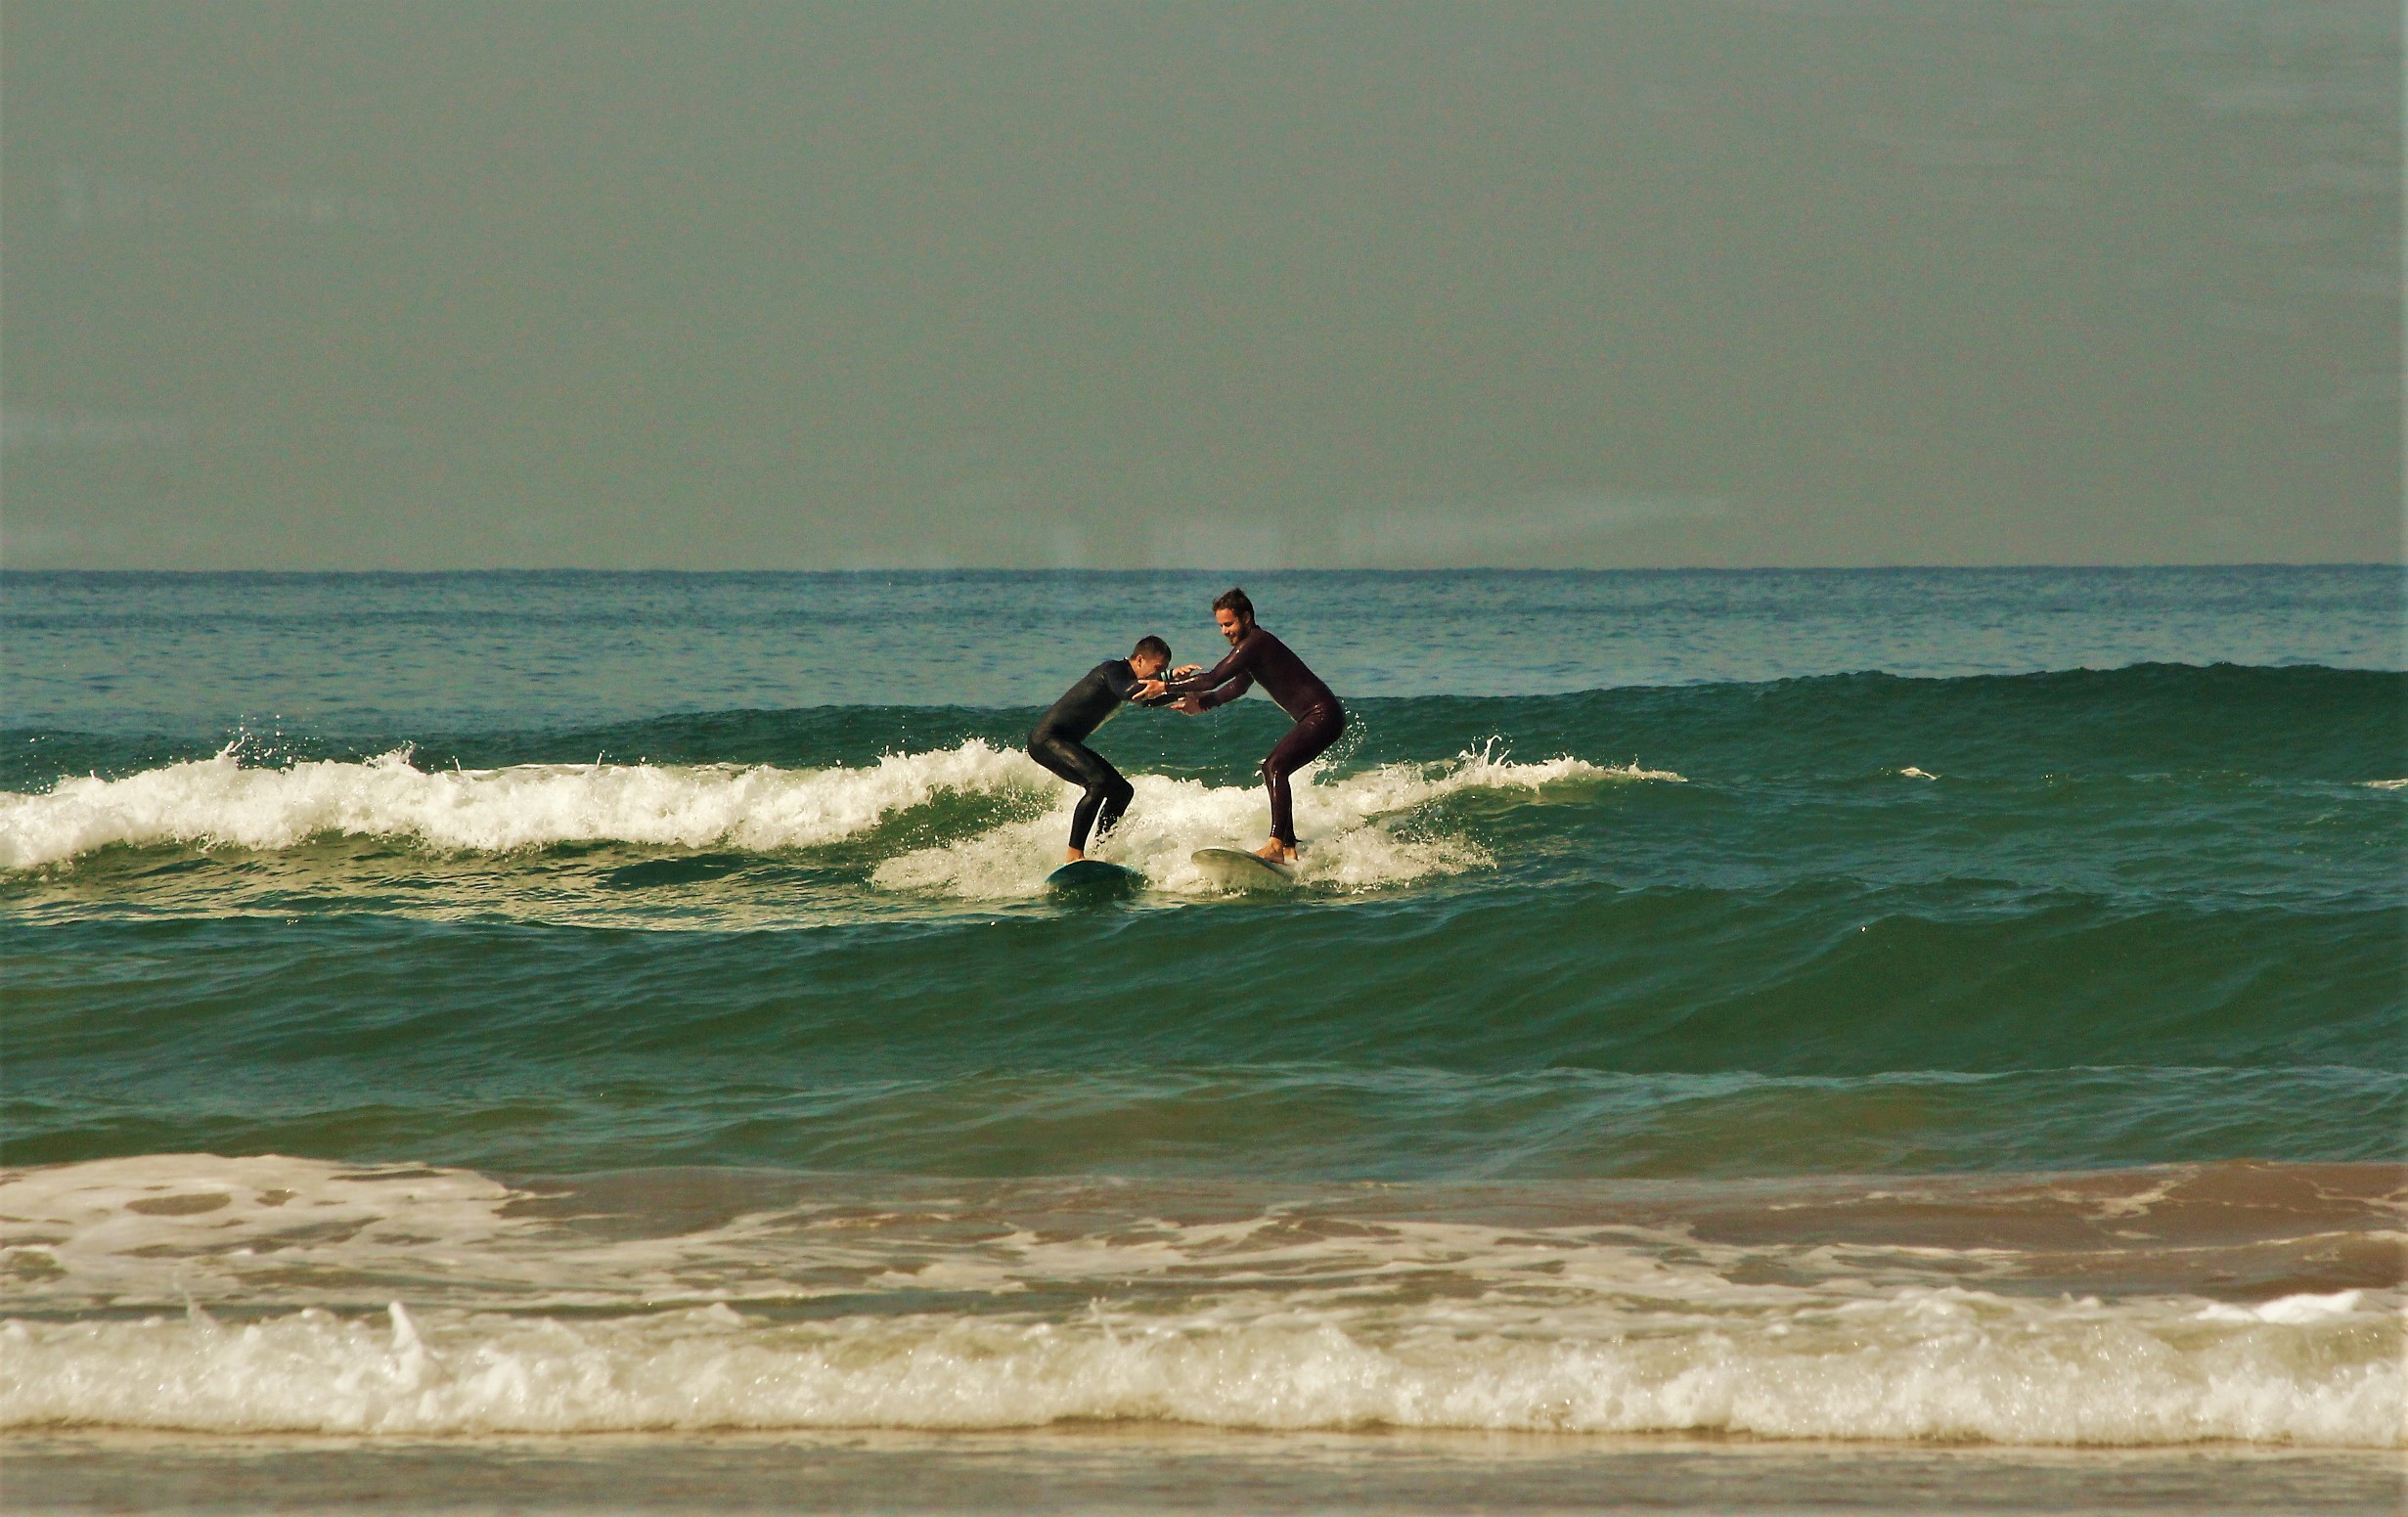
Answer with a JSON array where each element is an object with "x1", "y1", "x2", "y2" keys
[
  {"x1": 1167, "y1": 626, "x2": 1346, "y2": 848},
  {"x1": 1029, "y1": 660, "x2": 1161, "y2": 852}
]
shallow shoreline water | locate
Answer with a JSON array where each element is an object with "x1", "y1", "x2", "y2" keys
[
  {"x1": 7, "y1": 1428, "x2": 2403, "y2": 1515},
  {"x1": 4, "y1": 1158, "x2": 2397, "y2": 1446}
]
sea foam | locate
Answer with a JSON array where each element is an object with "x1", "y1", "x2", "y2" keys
[
  {"x1": 2, "y1": 1282, "x2": 2394, "y2": 1443},
  {"x1": 1, "y1": 1155, "x2": 2397, "y2": 1445},
  {"x1": 0, "y1": 741, "x2": 1044, "y2": 870},
  {"x1": 0, "y1": 743, "x2": 1671, "y2": 897},
  {"x1": 876, "y1": 747, "x2": 1661, "y2": 898}
]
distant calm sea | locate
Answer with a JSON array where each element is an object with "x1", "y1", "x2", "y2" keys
[{"x1": 3, "y1": 568, "x2": 2402, "y2": 1479}]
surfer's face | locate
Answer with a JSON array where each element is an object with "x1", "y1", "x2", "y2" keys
[
  {"x1": 1131, "y1": 649, "x2": 1168, "y2": 679},
  {"x1": 1215, "y1": 608, "x2": 1247, "y2": 646}
]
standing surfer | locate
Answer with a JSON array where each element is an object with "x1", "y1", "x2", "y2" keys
[
  {"x1": 1029, "y1": 636, "x2": 1176, "y2": 864},
  {"x1": 1163, "y1": 588, "x2": 1346, "y2": 864}
]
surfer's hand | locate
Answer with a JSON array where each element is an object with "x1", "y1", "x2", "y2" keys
[
  {"x1": 1172, "y1": 695, "x2": 1205, "y2": 714},
  {"x1": 1172, "y1": 664, "x2": 1203, "y2": 677},
  {"x1": 1136, "y1": 679, "x2": 1167, "y2": 699}
]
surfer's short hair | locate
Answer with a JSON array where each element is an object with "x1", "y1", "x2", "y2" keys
[
  {"x1": 1132, "y1": 636, "x2": 1171, "y2": 664},
  {"x1": 1212, "y1": 587, "x2": 1254, "y2": 622}
]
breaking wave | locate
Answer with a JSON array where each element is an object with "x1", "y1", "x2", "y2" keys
[
  {"x1": 0, "y1": 1155, "x2": 2396, "y2": 1445},
  {"x1": 875, "y1": 748, "x2": 1659, "y2": 897},
  {"x1": 0, "y1": 741, "x2": 1671, "y2": 894},
  {"x1": 6, "y1": 1294, "x2": 2395, "y2": 1443},
  {"x1": 0, "y1": 741, "x2": 1039, "y2": 870}
]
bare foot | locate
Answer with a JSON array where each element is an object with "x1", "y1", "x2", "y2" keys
[
  {"x1": 1253, "y1": 840, "x2": 1297, "y2": 865},
  {"x1": 1065, "y1": 848, "x2": 1086, "y2": 864}
]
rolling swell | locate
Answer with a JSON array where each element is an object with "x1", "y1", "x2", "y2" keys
[
  {"x1": 4, "y1": 885, "x2": 2396, "y2": 1176},
  {"x1": 7, "y1": 885, "x2": 2389, "y2": 1072},
  {"x1": 5, "y1": 661, "x2": 2399, "y2": 789},
  {"x1": 418, "y1": 660, "x2": 2408, "y2": 781},
  {"x1": 2, "y1": 660, "x2": 2399, "y2": 1180}
]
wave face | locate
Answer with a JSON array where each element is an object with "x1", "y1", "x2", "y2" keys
[
  {"x1": 3, "y1": 663, "x2": 2401, "y2": 1179},
  {"x1": 3, "y1": 569, "x2": 2401, "y2": 1444}
]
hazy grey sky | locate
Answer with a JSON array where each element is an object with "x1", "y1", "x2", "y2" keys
[{"x1": 2, "y1": 1, "x2": 2397, "y2": 569}]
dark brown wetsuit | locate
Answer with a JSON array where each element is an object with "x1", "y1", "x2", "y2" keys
[{"x1": 1168, "y1": 626, "x2": 1345, "y2": 848}]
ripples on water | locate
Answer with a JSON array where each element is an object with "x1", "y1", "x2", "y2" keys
[{"x1": 2, "y1": 568, "x2": 2401, "y2": 1453}]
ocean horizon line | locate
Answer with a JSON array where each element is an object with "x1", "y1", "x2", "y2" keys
[{"x1": 3, "y1": 560, "x2": 2399, "y2": 580}]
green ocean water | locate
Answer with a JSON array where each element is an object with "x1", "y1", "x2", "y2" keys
[
  {"x1": 1, "y1": 567, "x2": 2400, "y2": 1446},
  {"x1": 6, "y1": 568, "x2": 2399, "y2": 1180}
]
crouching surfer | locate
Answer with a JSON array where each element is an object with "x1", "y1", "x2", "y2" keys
[
  {"x1": 1163, "y1": 587, "x2": 1346, "y2": 865},
  {"x1": 1029, "y1": 636, "x2": 1176, "y2": 863}
]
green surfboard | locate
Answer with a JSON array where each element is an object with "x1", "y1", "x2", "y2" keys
[{"x1": 1045, "y1": 859, "x2": 1145, "y2": 899}]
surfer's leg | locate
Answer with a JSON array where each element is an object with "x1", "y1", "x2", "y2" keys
[
  {"x1": 1065, "y1": 750, "x2": 1124, "y2": 852},
  {"x1": 1089, "y1": 765, "x2": 1136, "y2": 845},
  {"x1": 1071, "y1": 756, "x2": 1134, "y2": 852},
  {"x1": 1029, "y1": 732, "x2": 1100, "y2": 855},
  {"x1": 1036, "y1": 734, "x2": 1133, "y2": 854},
  {"x1": 1067, "y1": 787, "x2": 1106, "y2": 854},
  {"x1": 1259, "y1": 702, "x2": 1346, "y2": 853},
  {"x1": 1028, "y1": 729, "x2": 1078, "y2": 781}
]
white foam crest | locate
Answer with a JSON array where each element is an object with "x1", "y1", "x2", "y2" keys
[
  {"x1": 2, "y1": 1155, "x2": 2397, "y2": 1444},
  {"x1": 2361, "y1": 778, "x2": 2408, "y2": 790},
  {"x1": 2, "y1": 1288, "x2": 2395, "y2": 1443},
  {"x1": 877, "y1": 747, "x2": 1671, "y2": 899},
  {"x1": 0, "y1": 742, "x2": 1046, "y2": 870},
  {"x1": 2194, "y1": 1290, "x2": 2368, "y2": 1325},
  {"x1": 1324, "y1": 744, "x2": 1681, "y2": 816}
]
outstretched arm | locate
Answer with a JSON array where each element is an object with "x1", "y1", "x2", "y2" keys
[
  {"x1": 1164, "y1": 639, "x2": 1254, "y2": 698},
  {"x1": 1165, "y1": 667, "x2": 1253, "y2": 713},
  {"x1": 1191, "y1": 669, "x2": 1253, "y2": 710},
  {"x1": 1095, "y1": 662, "x2": 1178, "y2": 707}
]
